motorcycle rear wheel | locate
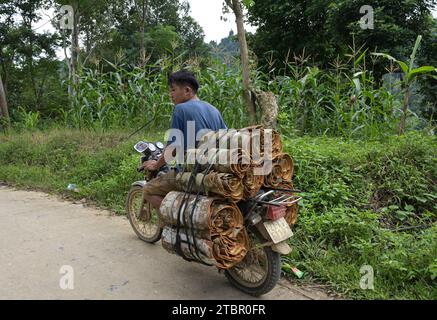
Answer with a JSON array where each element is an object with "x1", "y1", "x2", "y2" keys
[
  {"x1": 224, "y1": 238, "x2": 281, "y2": 297},
  {"x1": 126, "y1": 185, "x2": 162, "y2": 243}
]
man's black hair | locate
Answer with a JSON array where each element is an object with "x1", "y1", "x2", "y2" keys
[{"x1": 168, "y1": 70, "x2": 200, "y2": 94}]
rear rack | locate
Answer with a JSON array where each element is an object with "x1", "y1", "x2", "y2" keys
[{"x1": 253, "y1": 189, "x2": 302, "y2": 207}]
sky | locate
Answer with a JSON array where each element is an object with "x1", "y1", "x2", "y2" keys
[{"x1": 186, "y1": 0, "x2": 257, "y2": 43}]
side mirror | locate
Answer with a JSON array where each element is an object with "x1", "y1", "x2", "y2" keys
[{"x1": 134, "y1": 141, "x2": 149, "y2": 153}]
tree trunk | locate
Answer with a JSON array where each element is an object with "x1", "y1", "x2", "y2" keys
[
  {"x1": 85, "y1": 27, "x2": 91, "y2": 55},
  {"x1": 63, "y1": 29, "x2": 73, "y2": 98},
  {"x1": 0, "y1": 73, "x2": 10, "y2": 129},
  {"x1": 22, "y1": 15, "x2": 39, "y2": 110},
  {"x1": 253, "y1": 90, "x2": 279, "y2": 129},
  {"x1": 229, "y1": 0, "x2": 257, "y2": 125},
  {"x1": 71, "y1": 1, "x2": 80, "y2": 95},
  {"x1": 1, "y1": 59, "x2": 10, "y2": 98},
  {"x1": 139, "y1": 0, "x2": 148, "y2": 67},
  {"x1": 399, "y1": 86, "x2": 411, "y2": 135}
]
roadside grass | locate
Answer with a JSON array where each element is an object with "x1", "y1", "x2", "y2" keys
[
  {"x1": 0, "y1": 129, "x2": 164, "y2": 213},
  {"x1": 0, "y1": 129, "x2": 435, "y2": 299}
]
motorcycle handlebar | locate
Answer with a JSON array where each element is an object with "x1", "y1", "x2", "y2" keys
[{"x1": 138, "y1": 152, "x2": 162, "y2": 173}]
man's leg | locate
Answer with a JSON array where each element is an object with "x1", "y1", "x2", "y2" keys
[
  {"x1": 140, "y1": 170, "x2": 177, "y2": 220},
  {"x1": 143, "y1": 195, "x2": 164, "y2": 211},
  {"x1": 139, "y1": 195, "x2": 163, "y2": 221}
]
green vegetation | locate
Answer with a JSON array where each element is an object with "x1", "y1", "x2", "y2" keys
[
  {"x1": 7, "y1": 47, "x2": 435, "y2": 139},
  {"x1": 0, "y1": 129, "x2": 159, "y2": 213},
  {"x1": 283, "y1": 133, "x2": 437, "y2": 299},
  {"x1": 1, "y1": 129, "x2": 435, "y2": 299}
]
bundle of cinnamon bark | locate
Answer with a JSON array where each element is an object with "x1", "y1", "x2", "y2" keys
[
  {"x1": 159, "y1": 125, "x2": 299, "y2": 269},
  {"x1": 178, "y1": 125, "x2": 294, "y2": 204},
  {"x1": 159, "y1": 191, "x2": 249, "y2": 269}
]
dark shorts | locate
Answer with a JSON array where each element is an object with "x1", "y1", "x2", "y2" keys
[{"x1": 142, "y1": 169, "x2": 179, "y2": 197}]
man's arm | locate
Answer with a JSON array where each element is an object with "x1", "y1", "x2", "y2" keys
[
  {"x1": 156, "y1": 146, "x2": 176, "y2": 169},
  {"x1": 142, "y1": 145, "x2": 176, "y2": 171},
  {"x1": 143, "y1": 106, "x2": 183, "y2": 171}
]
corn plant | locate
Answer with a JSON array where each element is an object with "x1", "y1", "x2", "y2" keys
[
  {"x1": 67, "y1": 46, "x2": 429, "y2": 139},
  {"x1": 16, "y1": 106, "x2": 40, "y2": 131},
  {"x1": 252, "y1": 46, "x2": 400, "y2": 139},
  {"x1": 372, "y1": 35, "x2": 437, "y2": 135}
]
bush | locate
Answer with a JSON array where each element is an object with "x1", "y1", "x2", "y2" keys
[{"x1": 282, "y1": 133, "x2": 436, "y2": 299}]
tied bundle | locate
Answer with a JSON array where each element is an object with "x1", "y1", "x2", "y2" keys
[
  {"x1": 175, "y1": 171, "x2": 244, "y2": 202},
  {"x1": 163, "y1": 125, "x2": 299, "y2": 270},
  {"x1": 160, "y1": 191, "x2": 249, "y2": 269},
  {"x1": 179, "y1": 127, "x2": 297, "y2": 203},
  {"x1": 241, "y1": 125, "x2": 283, "y2": 164},
  {"x1": 184, "y1": 148, "x2": 251, "y2": 178},
  {"x1": 264, "y1": 153, "x2": 294, "y2": 188},
  {"x1": 162, "y1": 228, "x2": 213, "y2": 264},
  {"x1": 198, "y1": 126, "x2": 282, "y2": 165},
  {"x1": 285, "y1": 203, "x2": 299, "y2": 226},
  {"x1": 242, "y1": 167, "x2": 264, "y2": 199},
  {"x1": 179, "y1": 126, "x2": 289, "y2": 202}
]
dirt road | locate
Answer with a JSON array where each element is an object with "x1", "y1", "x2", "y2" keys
[{"x1": 0, "y1": 185, "x2": 331, "y2": 300}]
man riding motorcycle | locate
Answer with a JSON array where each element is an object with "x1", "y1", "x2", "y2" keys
[
  {"x1": 130, "y1": 70, "x2": 299, "y2": 297},
  {"x1": 140, "y1": 70, "x2": 228, "y2": 216}
]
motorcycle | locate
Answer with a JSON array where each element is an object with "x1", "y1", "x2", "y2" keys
[
  {"x1": 126, "y1": 140, "x2": 301, "y2": 296},
  {"x1": 125, "y1": 140, "x2": 168, "y2": 243}
]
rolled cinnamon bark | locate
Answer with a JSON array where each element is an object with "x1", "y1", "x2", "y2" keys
[
  {"x1": 242, "y1": 167, "x2": 264, "y2": 199},
  {"x1": 175, "y1": 171, "x2": 244, "y2": 202},
  {"x1": 159, "y1": 191, "x2": 249, "y2": 269},
  {"x1": 184, "y1": 148, "x2": 251, "y2": 178},
  {"x1": 264, "y1": 153, "x2": 294, "y2": 187}
]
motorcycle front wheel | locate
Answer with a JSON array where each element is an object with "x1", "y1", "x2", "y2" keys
[
  {"x1": 224, "y1": 236, "x2": 281, "y2": 297},
  {"x1": 126, "y1": 185, "x2": 162, "y2": 243}
]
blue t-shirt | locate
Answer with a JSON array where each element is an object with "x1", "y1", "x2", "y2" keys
[{"x1": 166, "y1": 100, "x2": 227, "y2": 171}]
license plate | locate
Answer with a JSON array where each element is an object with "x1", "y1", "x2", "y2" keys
[{"x1": 263, "y1": 217, "x2": 293, "y2": 244}]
